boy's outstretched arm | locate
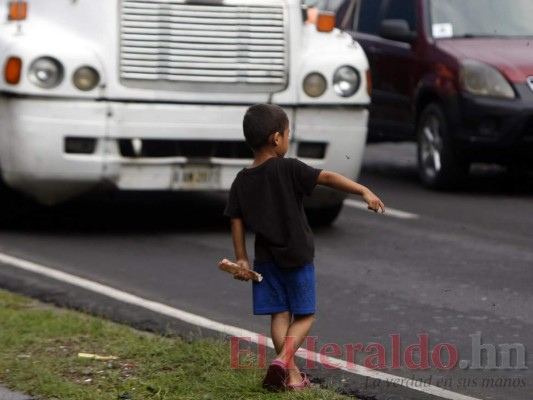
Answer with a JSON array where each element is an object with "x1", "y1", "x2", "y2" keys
[
  {"x1": 230, "y1": 217, "x2": 252, "y2": 281},
  {"x1": 317, "y1": 170, "x2": 386, "y2": 214}
]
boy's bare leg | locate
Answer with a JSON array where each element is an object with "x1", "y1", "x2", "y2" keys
[
  {"x1": 271, "y1": 311, "x2": 292, "y2": 354},
  {"x1": 277, "y1": 313, "x2": 315, "y2": 385}
]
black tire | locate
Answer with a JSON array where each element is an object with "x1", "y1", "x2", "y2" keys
[
  {"x1": 416, "y1": 103, "x2": 468, "y2": 189},
  {"x1": 507, "y1": 161, "x2": 532, "y2": 193},
  {"x1": 305, "y1": 202, "x2": 343, "y2": 227},
  {"x1": 0, "y1": 181, "x2": 18, "y2": 226},
  {"x1": 0, "y1": 179, "x2": 36, "y2": 226}
]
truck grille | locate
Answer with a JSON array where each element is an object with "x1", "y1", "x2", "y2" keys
[
  {"x1": 119, "y1": 0, "x2": 288, "y2": 93},
  {"x1": 118, "y1": 139, "x2": 253, "y2": 159}
]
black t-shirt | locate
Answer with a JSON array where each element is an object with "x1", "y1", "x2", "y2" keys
[{"x1": 224, "y1": 157, "x2": 322, "y2": 268}]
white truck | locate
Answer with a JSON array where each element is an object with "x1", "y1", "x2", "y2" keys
[{"x1": 0, "y1": 0, "x2": 370, "y2": 225}]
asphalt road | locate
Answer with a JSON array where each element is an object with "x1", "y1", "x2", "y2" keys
[{"x1": 0, "y1": 143, "x2": 532, "y2": 400}]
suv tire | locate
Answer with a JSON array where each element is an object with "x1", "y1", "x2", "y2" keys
[{"x1": 416, "y1": 103, "x2": 468, "y2": 189}]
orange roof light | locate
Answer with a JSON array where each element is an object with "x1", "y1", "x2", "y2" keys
[
  {"x1": 5, "y1": 57, "x2": 22, "y2": 85},
  {"x1": 8, "y1": 1, "x2": 27, "y2": 21},
  {"x1": 316, "y1": 12, "x2": 336, "y2": 33},
  {"x1": 366, "y1": 69, "x2": 372, "y2": 97}
]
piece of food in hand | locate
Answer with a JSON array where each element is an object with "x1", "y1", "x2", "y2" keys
[{"x1": 218, "y1": 259, "x2": 263, "y2": 282}]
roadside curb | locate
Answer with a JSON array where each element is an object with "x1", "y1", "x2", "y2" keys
[
  {"x1": 0, "y1": 261, "x2": 473, "y2": 400},
  {"x1": 0, "y1": 386, "x2": 34, "y2": 400}
]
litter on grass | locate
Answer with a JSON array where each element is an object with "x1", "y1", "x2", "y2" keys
[{"x1": 77, "y1": 353, "x2": 118, "y2": 361}]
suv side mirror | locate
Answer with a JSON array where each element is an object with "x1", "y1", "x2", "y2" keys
[{"x1": 378, "y1": 19, "x2": 417, "y2": 43}]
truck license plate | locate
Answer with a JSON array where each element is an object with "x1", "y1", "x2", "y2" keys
[{"x1": 173, "y1": 165, "x2": 220, "y2": 189}]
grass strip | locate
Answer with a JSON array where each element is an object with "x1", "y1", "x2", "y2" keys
[{"x1": 0, "y1": 289, "x2": 353, "y2": 399}]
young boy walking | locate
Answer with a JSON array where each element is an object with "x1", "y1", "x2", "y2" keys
[{"x1": 224, "y1": 103, "x2": 385, "y2": 391}]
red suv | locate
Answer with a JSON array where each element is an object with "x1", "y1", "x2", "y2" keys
[{"x1": 336, "y1": 0, "x2": 533, "y2": 188}]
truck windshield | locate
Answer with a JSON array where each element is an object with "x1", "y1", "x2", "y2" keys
[
  {"x1": 429, "y1": 0, "x2": 533, "y2": 39},
  {"x1": 302, "y1": 0, "x2": 344, "y2": 12}
]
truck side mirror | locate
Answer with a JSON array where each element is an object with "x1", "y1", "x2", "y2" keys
[
  {"x1": 378, "y1": 19, "x2": 417, "y2": 43},
  {"x1": 302, "y1": 6, "x2": 309, "y2": 22}
]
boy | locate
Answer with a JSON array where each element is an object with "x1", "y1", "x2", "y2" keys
[{"x1": 224, "y1": 103, "x2": 385, "y2": 391}]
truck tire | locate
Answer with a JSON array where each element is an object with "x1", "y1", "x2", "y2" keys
[
  {"x1": 0, "y1": 179, "x2": 35, "y2": 226},
  {"x1": 416, "y1": 103, "x2": 468, "y2": 189},
  {"x1": 305, "y1": 202, "x2": 343, "y2": 227},
  {"x1": 0, "y1": 182, "x2": 18, "y2": 225}
]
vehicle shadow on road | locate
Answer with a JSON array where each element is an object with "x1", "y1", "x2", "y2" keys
[
  {"x1": 362, "y1": 143, "x2": 533, "y2": 196},
  {"x1": 1, "y1": 192, "x2": 230, "y2": 234}
]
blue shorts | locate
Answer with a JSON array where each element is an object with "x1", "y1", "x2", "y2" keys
[{"x1": 252, "y1": 262, "x2": 316, "y2": 315}]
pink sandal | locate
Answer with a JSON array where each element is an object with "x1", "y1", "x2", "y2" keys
[
  {"x1": 287, "y1": 372, "x2": 312, "y2": 391},
  {"x1": 262, "y1": 359, "x2": 288, "y2": 391}
]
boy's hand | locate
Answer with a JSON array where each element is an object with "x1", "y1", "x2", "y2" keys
[
  {"x1": 363, "y1": 189, "x2": 386, "y2": 214},
  {"x1": 317, "y1": 171, "x2": 385, "y2": 213},
  {"x1": 234, "y1": 260, "x2": 252, "y2": 281}
]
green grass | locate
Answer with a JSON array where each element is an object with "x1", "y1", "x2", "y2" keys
[{"x1": 0, "y1": 290, "x2": 352, "y2": 399}]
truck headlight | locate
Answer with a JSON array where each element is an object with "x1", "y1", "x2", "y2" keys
[
  {"x1": 333, "y1": 66, "x2": 360, "y2": 97},
  {"x1": 303, "y1": 72, "x2": 327, "y2": 97},
  {"x1": 73, "y1": 66, "x2": 100, "y2": 91},
  {"x1": 28, "y1": 57, "x2": 63, "y2": 88},
  {"x1": 460, "y1": 60, "x2": 515, "y2": 99}
]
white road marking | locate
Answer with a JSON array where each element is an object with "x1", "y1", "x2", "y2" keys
[
  {"x1": 344, "y1": 199, "x2": 419, "y2": 219},
  {"x1": 0, "y1": 251, "x2": 479, "y2": 400}
]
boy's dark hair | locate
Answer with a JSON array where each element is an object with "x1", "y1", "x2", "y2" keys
[{"x1": 243, "y1": 103, "x2": 289, "y2": 151}]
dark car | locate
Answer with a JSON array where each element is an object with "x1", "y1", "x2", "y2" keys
[{"x1": 336, "y1": 0, "x2": 533, "y2": 189}]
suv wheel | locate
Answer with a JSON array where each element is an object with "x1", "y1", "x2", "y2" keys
[{"x1": 417, "y1": 103, "x2": 468, "y2": 189}]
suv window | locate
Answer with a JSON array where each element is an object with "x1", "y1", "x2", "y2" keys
[
  {"x1": 304, "y1": 0, "x2": 346, "y2": 12},
  {"x1": 429, "y1": 0, "x2": 533, "y2": 38},
  {"x1": 355, "y1": 0, "x2": 417, "y2": 35},
  {"x1": 383, "y1": 0, "x2": 417, "y2": 30},
  {"x1": 357, "y1": 0, "x2": 383, "y2": 34}
]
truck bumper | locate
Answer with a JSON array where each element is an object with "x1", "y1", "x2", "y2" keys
[{"x1": 0, "y1": 97, "x2": 368, "y2": 205}]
